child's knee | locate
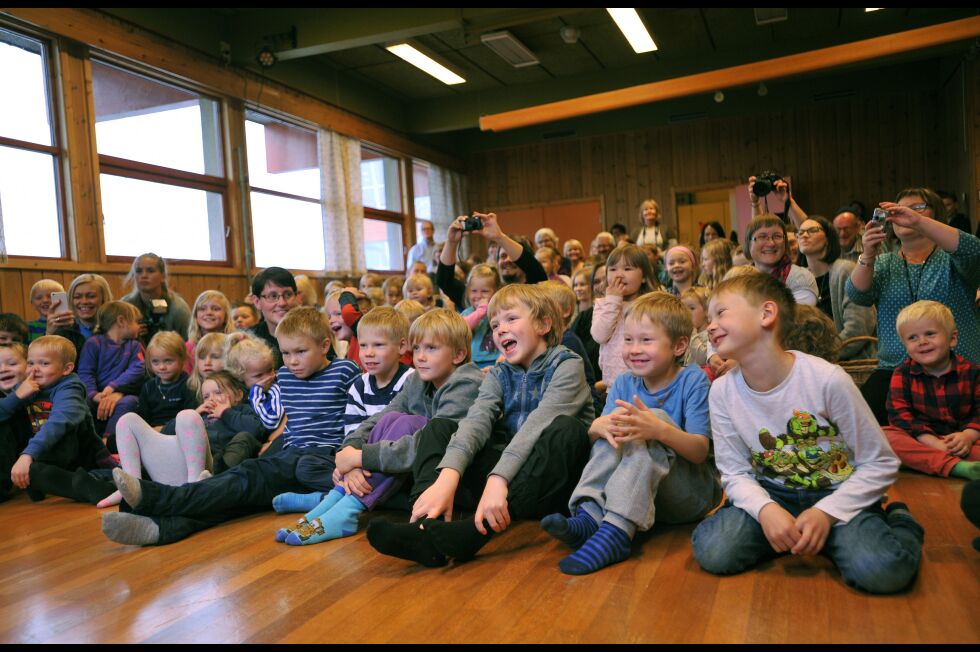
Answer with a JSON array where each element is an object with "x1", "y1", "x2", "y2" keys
[
  {"x1": 691, "y1": 508, "x2": 758, "y2": 575},
  {"x1": 176, "y1": 409, "x2": 203, "y2": 430},
  {"x1": 116, "y1": 412, "x2": 141, "y2": 433}
]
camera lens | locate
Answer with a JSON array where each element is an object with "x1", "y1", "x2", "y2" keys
[{"x1": 753, "y1": 179, "x2": 773, "y2": 196}]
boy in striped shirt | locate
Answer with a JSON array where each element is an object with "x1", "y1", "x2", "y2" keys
[
  {"x1": 101, "y1": 306, "x2": 360, "y2": 546},
  {"x1": 273, "y1": 307, "x2": 415, "y2": 545}
]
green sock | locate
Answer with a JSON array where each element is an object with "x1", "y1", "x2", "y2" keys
[{"x1": 951, "y1": 461, "x2": 980, "y2": 481}]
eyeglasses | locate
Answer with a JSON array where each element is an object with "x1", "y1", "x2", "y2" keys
[
  {"x1": 259, "y1": 290, "x2": 296, "y2": 303},
  {"x1": 907, "y1": 202, "x2": 929, "y2": 213},
  {"x1": 751, "y1": 233, "x2": 785, "y2": 244},
  {"x1": 797, "y1": 227, "x2": 824, "y2": 237}
]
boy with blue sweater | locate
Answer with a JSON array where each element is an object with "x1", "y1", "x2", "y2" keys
[
  {"x1": 102, "y1": 306, "x2": 360, "y2": 545},
  {"x1": 543, "y1": 293, "x2": 721, "y2": 574},
  {"x1": 368, "y1": 284, "x2": 594, "y2": 567}
]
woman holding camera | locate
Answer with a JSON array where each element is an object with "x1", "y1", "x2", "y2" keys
[
  {"x1": 846, "y1": 187, "x2": 980, "y2": 423},
  {"x1": 122, "y1": 253, "x2": 191, "y2": 345},
  {"x1": 745, "y1": 215, "x2": 818, "y2": 305},
  {"x1": 748, "y1": 174, "x2": 809, "y2": 228},
  {"x1": 797, "y1": 215, "x2": 877, "y2": 360},
  {"x1": 45, "y1": 274, "x2": 114, "y2": 360}
]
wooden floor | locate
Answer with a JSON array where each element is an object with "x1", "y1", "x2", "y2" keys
[{"x1": 0, "y1": 471, "x2": 977, "y2": 644}]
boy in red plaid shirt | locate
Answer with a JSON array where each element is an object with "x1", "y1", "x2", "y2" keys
[{"x1": 884, "y1": 300, "x2": 980, "y2": 480}]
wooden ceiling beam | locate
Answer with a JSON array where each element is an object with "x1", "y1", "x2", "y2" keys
[{"x1": 480, "y1": 16, "x2": 980, "y2": 132}]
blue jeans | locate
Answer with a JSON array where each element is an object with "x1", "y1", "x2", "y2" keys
[{"x1": 691, "y1": 481, "x2": 923, "y2": 594}]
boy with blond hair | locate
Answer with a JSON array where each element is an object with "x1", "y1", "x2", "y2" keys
[
  {"x1": 368, "y1": 284, "x2": 594, "y2": 567},
  {"x1": 884, "y1": 300, "x2": 980, "y2": 480},
  {"x1": 0, "y1": 336, "x2": 116, "y2": 503},
  {"x1": 101, "y1": 306, "x2": 361, "y2": 545},
  {"x1": 274, "y1": 308, "x2": 484, "y2": 545},
  {"x1": 691, "y1": 274, "x2": 922, "y2": 594},
  {"x1": 543, "y1": 293, "x2": 721, "y2": 574},
  {"x1": 28, "y1": 279, "x2": 66, "y2": 342}
]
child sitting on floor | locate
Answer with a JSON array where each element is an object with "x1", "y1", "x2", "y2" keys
[
  {"x1": 883, "y1": 300, "x2": 980, "y2": 481},
  {"x1": 77, "y1": 302, "x2": 146, "y2": 446},
  {"x1": 367, "y1": 284, "x2": 594, "y2": 567},
  {"x1": 690, "y1": 273, "x2": 922, "y2": 594},
  {"x1": 542, "y1": 292, "x2": 721, "y2": 574},
  {"x1": 2, "y1": 336, "x2": 116, "y2": 504},
  {"x1": 272, "y1": 307, "x2": 416, "y2": 545}
]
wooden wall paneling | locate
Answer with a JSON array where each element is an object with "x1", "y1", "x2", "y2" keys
[{"x1": 0, "y1": 271, "x2": 25, "y2": 318}]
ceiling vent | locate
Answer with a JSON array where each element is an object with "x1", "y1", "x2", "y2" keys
[
  {"x1": 481, "y1": 31, "x2": 540, "y2": 68},
  {"x1": 754, "y1": 8, "x2": 788, "y2": 25}
]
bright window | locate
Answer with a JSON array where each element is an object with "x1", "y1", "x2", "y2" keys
[
  {"x1": 92, "y1": 60, "x2": 227, "y2": 262},
  {"x1": 0, "y1": 28, "x2": 63, "y2": 258},
  {"x1": 245, "y1": 111, "x2": 323, "y2": 270}
]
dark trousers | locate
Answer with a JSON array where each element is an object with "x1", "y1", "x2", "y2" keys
[
  {"x1": 132, "y1": 446, "x2": 335, "y2": 544},
  {"x1": 860, "y1": 369, "x2": 893, "y2": 426},
  {"x1": 1, "y1": 411, "x2": 33, "y2": 495},
  {"x1": 410, "y1": 415, "x2": 591, "y2": 520}
]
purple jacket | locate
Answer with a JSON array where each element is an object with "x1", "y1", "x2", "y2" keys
[{"x1": 77, "y1": 335, "x2": 146, "y2": 399}]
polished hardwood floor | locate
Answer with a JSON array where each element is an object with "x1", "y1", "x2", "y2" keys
[{"x1": 0, "y1": 471, "x2": 977, "y2": 644}]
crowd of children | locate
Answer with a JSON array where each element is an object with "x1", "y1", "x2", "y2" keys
[{"x1": 1, "y1": 188, "x2": 979, "y2": 597}]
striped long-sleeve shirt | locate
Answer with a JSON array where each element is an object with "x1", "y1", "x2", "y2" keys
[
  {"x1": 343, "y1": 364, "x2": 414, "y2": 436},
  {"x1": 278, "y1": 359, "x2": 360, "y2": 450},
  {"x1": 248, "y1": 383, "x2": 283, "y2": 430}
]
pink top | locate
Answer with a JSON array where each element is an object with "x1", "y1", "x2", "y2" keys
[
  {"x1": 591, "y1": 294, "x2": 634, "y2": 384},
  {"x1": 183, "y1": 340, "x2": 196, "y2": 374}
]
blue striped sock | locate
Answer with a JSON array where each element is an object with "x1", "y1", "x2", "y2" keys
[
  {"x1": 558, "y1": 522, "x2": 632, "y2": 575},
  {"x1": 541, "y1": 505, "x2": 599, "y2": 549}
]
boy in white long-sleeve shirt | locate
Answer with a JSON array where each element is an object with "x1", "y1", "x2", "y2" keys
[{"x1": 691, "y1": 273, "x2": 923, "y2": 594}]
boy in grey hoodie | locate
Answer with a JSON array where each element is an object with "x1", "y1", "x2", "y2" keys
[{"x1": 368, "y1": 285, "x2": 594, "y2": 567}]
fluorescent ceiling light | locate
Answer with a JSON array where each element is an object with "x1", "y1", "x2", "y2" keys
[
  {"x1": 607, "y1": 8, "x2": 658, "y2": 53},
  {"x1": 865, "y1": 8, "x2": 883, "y2": 12},
  {"x1": 385, "y1": 43, "x2": 465, "y2": 85}
]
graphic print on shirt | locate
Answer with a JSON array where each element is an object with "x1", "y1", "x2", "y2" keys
[
  {"x1": 750, "y1": 409, "x2": 854, "y2": 490},
  {"x1": 28, "y1": 401, "x2": 53, "y2": 434}
]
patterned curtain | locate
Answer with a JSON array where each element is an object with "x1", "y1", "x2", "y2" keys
[{"x1": 319, "y1": 129, "x2": 365, "y2": 276}]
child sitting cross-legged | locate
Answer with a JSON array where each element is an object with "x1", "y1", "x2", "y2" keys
[
  {"x1": 542, "y1": 292, "x2": 722, "y2": 574},
  {"x1": 271, "y1": 307, "x2": 418, "y2": 544},
  {"x1": 883, "y1": 300, "x2": 980, "y2": 480},
  {"x1": 691, "y1": 273, "x2": 923, "y2": 594},
  {"x1": 100, "y1": 307, "x2": 360, "y2": 546},
  {"x1": 1, "y1": 336, "x2": 117, "y2": 504},
  {"x1": 367, "y1": 284, "x2": 594, "y2": 567}
]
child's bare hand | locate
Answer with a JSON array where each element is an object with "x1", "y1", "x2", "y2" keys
[
  {"x1": 475, "y1": 475, "x2": 510, "y2": 534},
  {"x1": 331, "y1": 467, "x2": 343, "y2": 486},
  {"x1": 208, "y1": 396, "x2": 232, "y2": 420},
  {"x1": 15, "y1": 379, "x2": 40, "y2": 400},
  {"x1": 257, "y1": 373, "x2": 277, "y2": 391},
  {"x1": 945, "y1": 430, "x2": 979, "y2": 457},
  {"x1": 792, "y1": 508, "x2": 836, "y2": 555},
  {"x1": 342, "y1": 468, "x2": 373, "y2": 497},
  {"x1": 708, "y1": 354, "x2": 738, "y2": 377},
  {"x1": 915, "y1": 433, "x2": 945, "y2": 452},
  {"x1": 759, "y1": 503, "x2": 801, "y2": 553},
  {"x1": 588, "y1": 413, "x2": 620, "y2": 445},
  {"x1": 411, "y1": 471, "x2": 458, "y2": 523},
  {"x1": 610, "y1": 395, "x2": 663, "y2": 444},
  {"x1": 97, "y1": 392, "x2": 124, "y2": 420},
  {"x1": 335, "y1": 446, "x2": 362, "y2": 474},
  {"x1": 11, "y1": 454, "x2": 32, "y2": 489},
  {"x1": 605, "y1": 276, "x2": 627, "y2": 298}
]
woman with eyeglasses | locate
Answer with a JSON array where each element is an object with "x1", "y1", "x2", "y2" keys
[
  {"x1": 744, "y1": 215, "x2": 818, "y2": 305},
  {"x1": 122, "y1": 253, "x2": 192, "y2": 345},
  {"x1": 847, "y1": 187, "x2": 980, "y2": 424},
  {"x1": 797, "y1": 215, "x2": 876, "y2": 361}
]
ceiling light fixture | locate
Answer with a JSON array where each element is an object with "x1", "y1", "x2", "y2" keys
[
  {"x1": 256, "y1": 45, "x2": 277, "y2": 68},
  {"x1": 865, "y1": 8, "x2": 883, "y2": 12},
  {"x1": 385, "y1": 43, "x2": 466, "y2": 85},
  {"x1": 481, "y1": 31, "x2": 540, "y2": 68},
  {"x1": 757, "y1": 82, "x2": 768, "y2": 96},
  {"x1": 607, "y1": 8, "x2": 658, "y2": 53}
]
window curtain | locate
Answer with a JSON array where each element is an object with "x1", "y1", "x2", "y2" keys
[
  {"x1": 427, "y1": 164, "x2": 467, "y2": 254},
  {"x1": 320, "y1": 129, "x2": 365, "y2": 276}
]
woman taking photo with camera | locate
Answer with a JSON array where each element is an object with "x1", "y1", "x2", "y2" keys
[
  {"x1": 122, "y1": 253, "x2": 192, "y2": 345},
  {"x1": 846, "y1": 187, "x2": 980, "y2": 423},
  {"x1": 45, "y1": 273, "x2": 114, "y2": 358}
]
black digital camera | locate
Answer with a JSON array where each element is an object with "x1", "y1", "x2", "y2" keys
[
  {"x1": 752, "y1": 171, "x2": 784, "y2": 197},
  {"x1": 462, "y1": 215, "x2": 483, "y2": 232}
]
